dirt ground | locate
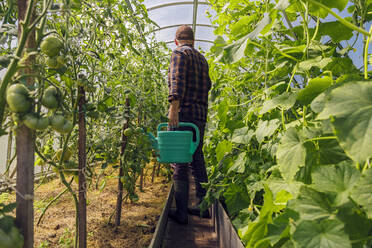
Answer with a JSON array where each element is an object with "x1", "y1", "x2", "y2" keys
[{"x1": 2, "y1": 166, "x2": 170, "y2": 248}]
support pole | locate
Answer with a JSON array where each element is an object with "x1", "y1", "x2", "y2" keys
[
  {"x1": 15, "y1": 1, "x2": 36, "y2": 247},
  {"x1": 78, "y1": 85, "x2": 87, "y2": 248},
  {"x1": 115, "y1": 98, "x2": 130, "y2": 229}
]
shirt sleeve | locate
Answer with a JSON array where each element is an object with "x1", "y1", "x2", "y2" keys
[{"x1": 168, "y1": 50, "x2": 188, "y2": 102}]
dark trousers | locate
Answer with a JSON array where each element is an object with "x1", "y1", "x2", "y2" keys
[{"x1": 171, "y1": 116, "x2": 208, "y2": 199}]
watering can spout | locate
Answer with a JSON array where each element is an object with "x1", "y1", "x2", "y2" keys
[{"x1": 146, "y1": 132, "x2": 158, "y2": 150}]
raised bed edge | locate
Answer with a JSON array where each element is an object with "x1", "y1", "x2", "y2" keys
[{"x1": 148, "y1": 183, "x2": 174, "y2": 248}]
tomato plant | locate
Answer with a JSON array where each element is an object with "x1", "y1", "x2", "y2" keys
[{"x1": 1, "y1": 0, "x2": 170, "y2": 247}]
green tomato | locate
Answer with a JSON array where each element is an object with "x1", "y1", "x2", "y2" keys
[
  {"x1": 42, "y1": 86, "x2": 59, "y2": 109},
  {"x1": 46, "y1": 57, "x2": 59, "y2": 69},
  {"x1": 124, "y1": 128, "x2": 133, "y2": 137},
  {"x1": 40, "y1": 36, "x2": 63, "y2": 57},
  {"x1": 50, "y1": 115, "x2": 66, "y2": 130},
  {"x1": 23, "y1": 113, "x2": 49, "y2": 130},
  {"x1": 6, "y1": 84, "x2": 31, "y2": 113},
  {"x1": 61, "y1": 120, "x2": 73, "y2": 133},
  {"x1": 50, "y1": 115, "x2": 73, "y2": 133}
]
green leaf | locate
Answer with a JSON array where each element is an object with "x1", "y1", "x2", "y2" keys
[
  {"x1": 351, "y1": 167, "x2": 372, "y2": 218},
  {"x1": 0, "y1": 203, "x2": 16, "y2": 214},
  {"x1": 318, "y1": 139, "x2": 349, "y2": 165},
  {"x1": 297, "y1": 77, "x2": 332, "y2": 105},
  {"x1": 231, "y1": 127, "x2": 254, "y2": 144},
  {"x1": 288, "y1": 186, "x2": 335, "y2": 220},
  {"x1": 217, "y1": 99, "x2": 229, "y2": 125},
  {"x1": 267, "y1": 209, "x2": 298, "y2": 245},
  {"x1": 255, "y1": 119, "x2": 280, "y2": 143},
  {"x1": 267, "y1": 178, "x2": 303, "y2": 198},
  {"x1": 216, "y1": 140, "x2": 233, "y2": 162},
  {"x1": 317, "y1": 81, "x2": 372, "y2": 164},
  {"x1": 260, "y1": 92, "x2": 297, "y2": 115},
  {"x1": 312, "y1": 162, "x2": 360, "y2": 205},
  {"x1": 277, "y1": 128, "x2": 306, "y2": 181},
  {"x1": 221, "y1": 14, "x2": 271, "y2": 63},
  {"x1": 275, "y1": 0, "x2": 290, "y2": 10},
  {"x1": 230, "y1": 15, "x2": 257, "y2": 37},
  {"x1": 228, "y1": 152, "x2": 246, "y2": 174},
  {"x1": 318, "y1": 21, "x2": 353, "y2": 42},
  {"x1": 239, "y1": 215, "x2": 270, "y2": 247},
  {"x1": 223, "y1": 183, "x2": 250, "y2": 216},
  {"x1": 298, "y1": 57, "x2": 332, "y2": 71},
  {"x1": 293, "y1": 219, "x2": 352, "y2": 248},
  {"x1": 317, "y1": 0, "x2": 348, "y2": 12}
]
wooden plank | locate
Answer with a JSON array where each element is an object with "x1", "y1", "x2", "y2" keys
[
  {"x1": 148, "y1": 183, "x2": 174, "y2": 248},
  {"x1": 216, "y1": 201, "x2": 245, "y2": 248}
]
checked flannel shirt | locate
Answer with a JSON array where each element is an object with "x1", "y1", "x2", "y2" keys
[{"x1": 168, "y1": 44, "x2": 212, "y2": 122}]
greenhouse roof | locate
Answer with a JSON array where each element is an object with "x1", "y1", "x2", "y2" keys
[{"x1": 143, "y1": 0, "x2": 217, "y2": 51}]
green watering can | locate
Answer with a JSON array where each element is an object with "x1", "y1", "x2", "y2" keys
[{"x1": 147, "y1": 122, "x2": 200, "y2": 163}]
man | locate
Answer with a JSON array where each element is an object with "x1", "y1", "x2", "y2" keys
[{"x1": 167, "y1": 25, "x2": 212, "y2": 225}]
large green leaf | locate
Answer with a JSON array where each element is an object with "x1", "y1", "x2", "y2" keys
[
  {"x1": 317, "y1": 21, "x2": 353, "y2": 42},
  {"x1": 260, "y1": 92, "x2": 297, "y2": 115},
  {"x1": 255, "y1": 119, "x2": 280, "y2": 143},
  {"x1": 230, "y1": 15, "x2": 257, "y2": 37},
  {"x1": 267, "y1": 178, "x2": 303, "y2": 198},
  {"x1": 317, "y1": 81, "x2": 372, "y2": 164},
  {"x1": 277, "y1": 128, "x2": 306, "y2": 181},
  {"x1": 297, "y1": 77, "x2": 332, "y2": 105},
  {"x1": 231, "y1": 126, "x2": 254, "y2": 144},
  {"x1": 275, "y1": 0, "x2": 290, "y2": 10},
  {"x1": 312, "y1": 162, "x2": 360, "y2": 205},
  {"x1": 216, "y1": 140, "x2": 233, "y2": 162},
  {"x1": 221, "y1": 14, "x2": 271, "y2": 63},
  {"x1": 239, "y1": 216, "x2": 269, "y2": 247},
  {"x1": 223, "y1": 183, "x2": 250, "y2": 216},
  {"x1": 288, "y1": 186, "x2": 335, "y2": 220},
  {"x1": 298, "y1": 57, "x2": 332, "y2": 71},
  {"x1": 228, "y1": 152, "x2": 246, "y2": 174},
  {"x1": 318, "y1": 139, "x2": 349, "y2": 165},
  {"x1": 293, "y1": 219, "x2": 352, "y2": 248},
  {"x1": 351, "y1": 167, "x2": 372, "y2": 218}
]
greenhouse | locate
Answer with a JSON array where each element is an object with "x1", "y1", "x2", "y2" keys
[{"x1": 1, "y1": 0, "x2": 372, "y2": 247}]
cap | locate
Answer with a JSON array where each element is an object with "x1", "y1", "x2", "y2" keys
[{"x1": 175, "y1": 25, "x2": 194, "y2": 41}]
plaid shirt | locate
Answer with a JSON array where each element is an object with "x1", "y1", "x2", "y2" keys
[{"x1": 168, "y1": 44, "x2": 212, "y2": 122}]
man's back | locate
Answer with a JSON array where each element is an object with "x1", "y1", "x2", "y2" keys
[{"x1": 168, "y1": 44, "x2": 212, "y2": 122}]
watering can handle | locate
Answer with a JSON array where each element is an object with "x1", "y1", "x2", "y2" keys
[{"x1": 157, "y1": 122, "x2": 200, "y2": 154}]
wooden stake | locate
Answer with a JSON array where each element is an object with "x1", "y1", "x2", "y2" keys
[
  {"x1": 115, "y1": 98, "x2": 130, "y2": 229},
  {"x1": 15, "y1": 1, "x2": 36, "y2": 247},
  {"x1": 78, "y1": 85, "x2": 87, "y2": 248}
]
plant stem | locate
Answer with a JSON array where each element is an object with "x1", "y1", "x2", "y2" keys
[
  {"x1": 308, "y1": 0, "x2": 370, "y2": 36},
  {"x1": 37, "y1": 182, "x2": 71, "y2": 226},
  {"x1": 304, "y1": 136, "x2": 337, "y2": 143},
  {"x1": 364, "y1": 25, "x2": 372, "y2": 79}
]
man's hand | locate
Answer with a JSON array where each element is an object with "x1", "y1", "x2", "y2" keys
[{"x1": 168, "y1": 100, "x2": 180, "y2": 128}]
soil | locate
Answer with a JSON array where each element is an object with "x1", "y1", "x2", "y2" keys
[{"x1": 2, "y1": 165, "x2": 170, "y2": 248}]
